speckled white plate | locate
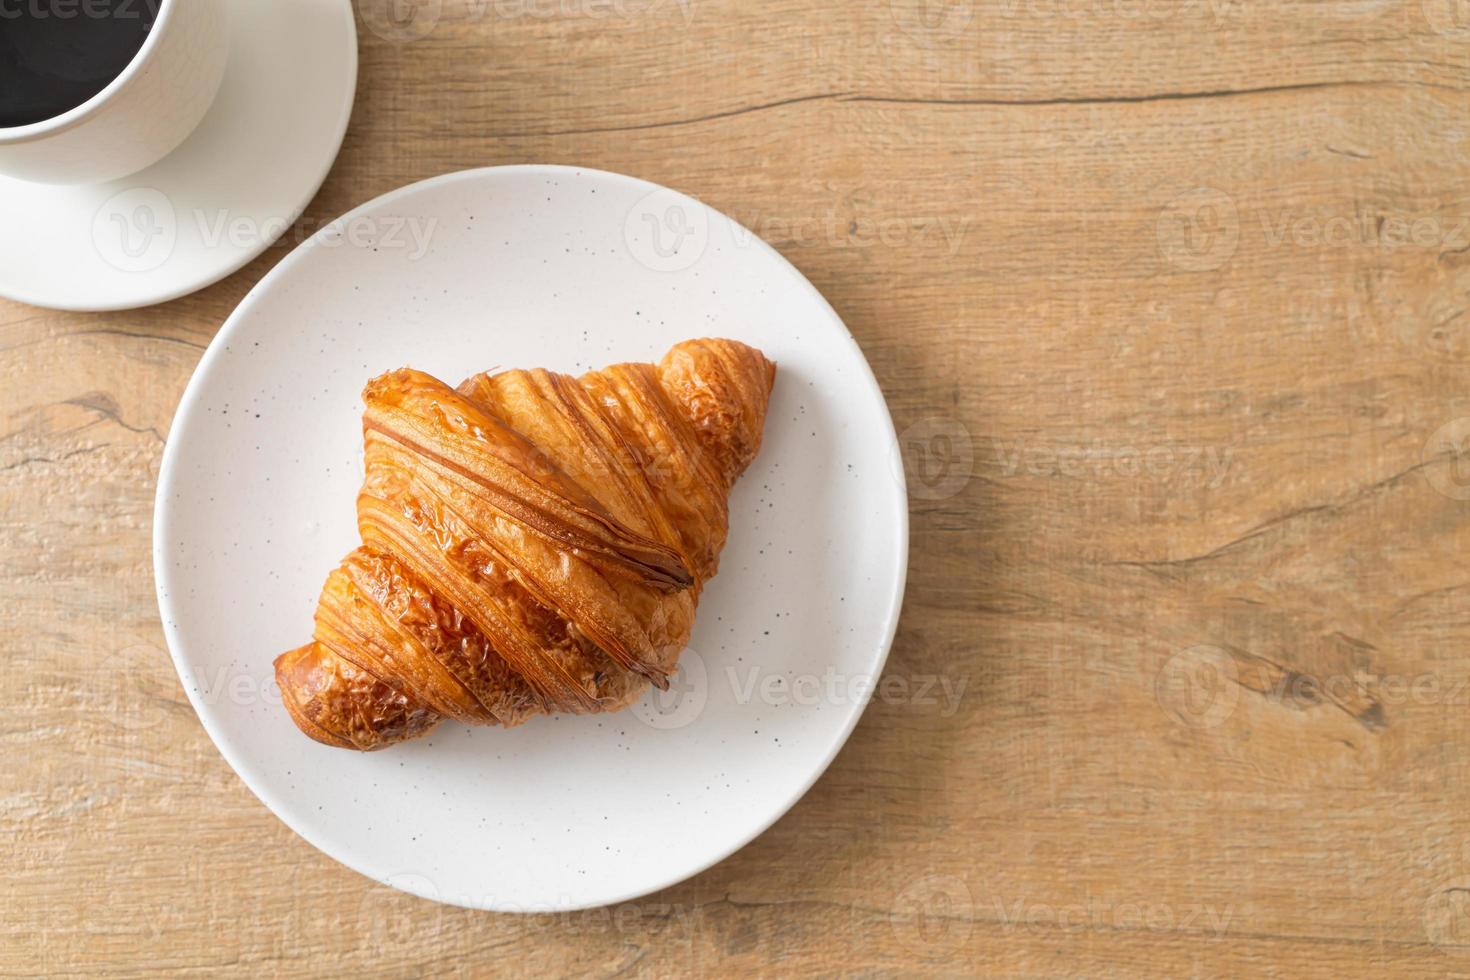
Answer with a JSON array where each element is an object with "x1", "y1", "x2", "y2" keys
[{"x1": 153, "y1": 165, "x2": 908, "y2": 911}]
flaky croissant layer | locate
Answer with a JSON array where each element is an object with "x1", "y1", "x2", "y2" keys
[{"x1": 274, "y1": 338, "x2": 777, "y2": 750}]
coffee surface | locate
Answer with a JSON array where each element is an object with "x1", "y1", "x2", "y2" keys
[{"x1": 0, "y1": 0, "x2": 158, "y2": 128}]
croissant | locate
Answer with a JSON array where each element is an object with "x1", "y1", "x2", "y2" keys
[{"x1": 273, "y1": 338, "x2": 776, "y2": 750}]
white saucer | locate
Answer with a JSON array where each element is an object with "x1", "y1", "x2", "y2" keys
[{"x1": 0, "y1": 0, "x2": 357, "y2": 312}]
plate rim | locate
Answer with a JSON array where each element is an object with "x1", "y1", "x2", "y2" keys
[{"x1": 153, "y1": 163, "x2": 910, "y2": 911}]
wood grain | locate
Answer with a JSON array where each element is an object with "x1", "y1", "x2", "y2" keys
[{"x1": 5, "y1": 0, "x2": 1470, "y2": 974}]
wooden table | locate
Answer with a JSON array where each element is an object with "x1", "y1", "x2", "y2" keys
[{"x1": 6, "y1": 0, "x2": 1470, "y2": 974}]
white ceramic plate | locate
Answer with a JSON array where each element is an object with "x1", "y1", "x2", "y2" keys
[
  {"x1": 154, "y1": 166, "x2": 908, "y2": 911},
  {"x1": 0, "y1": 0, "x2": 356, "y2": 311}
]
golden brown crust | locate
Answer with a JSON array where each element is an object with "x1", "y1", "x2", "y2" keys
[
  {"x1": 274, "y1": 643, "x2": 442, "y2": 751},
  {"x1": 274, "y1": 338, "x2": 776, "y2": 750}
]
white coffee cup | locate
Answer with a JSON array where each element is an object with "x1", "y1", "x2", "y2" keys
[{"x1": 0, "y1": 0, "x2": 229, "y2": 185}]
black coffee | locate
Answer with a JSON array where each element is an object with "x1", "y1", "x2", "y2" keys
[{"x1": 0, "y1": 0, "x2": 159, "y2": 128}]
